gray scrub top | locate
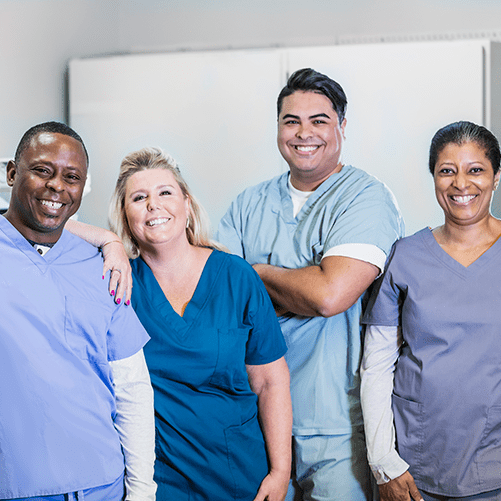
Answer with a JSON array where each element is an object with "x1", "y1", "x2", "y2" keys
[{"x1": 364, "y1": 227, "x2": 501, "y2": 497}]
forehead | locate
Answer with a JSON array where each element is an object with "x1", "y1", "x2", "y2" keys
[
  {"x1": 280, "y1": 91, "x2": 337, "y2": 117},
  {"x1": 126, "y1": 168, "x2": 179, "y2": 191},
  {"x1": 438, "y1": 141, "x2": 489, "y2": 160},
  {"x1": 21, "y1": 132, "x2": 88, "y2": 171}
]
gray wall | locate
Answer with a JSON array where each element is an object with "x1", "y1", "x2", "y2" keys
[{"x1": 1, "y1": 0, "x2": 501, "y2": 202}]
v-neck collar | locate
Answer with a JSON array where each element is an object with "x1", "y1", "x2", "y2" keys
[
  {"x1": 278, "y1": 166, "x2": 353, "y2": 222},
  {"x1": 421, "y1": 226, "x2": 501, "y2": 278},
  {"x1": 0, "y1": 215, "x2": 69, "y2": 270},
  {"x1": 135, "y1": 249, "x2": 222, "y2": 335}
]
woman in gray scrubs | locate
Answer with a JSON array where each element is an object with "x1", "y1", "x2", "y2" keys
[{"x1": 361, "y1": 121, "x2": 501, "y2": 501}]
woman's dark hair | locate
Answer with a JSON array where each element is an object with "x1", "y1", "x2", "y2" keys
[
  {"x1": 277, "y1": 68, "x2": 347, "y2": 123},
  {"x1": 429, "y1": 121, "x2": 501, "y2": 175}
]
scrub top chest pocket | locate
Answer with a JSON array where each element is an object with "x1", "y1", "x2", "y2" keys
[{"x1": 64, "y1": 295, "x2": 111, "y2": 364}]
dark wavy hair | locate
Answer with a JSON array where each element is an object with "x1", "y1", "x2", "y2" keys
[{"x1": 277, "y1": 68, "x2": 348, "y2": 123}]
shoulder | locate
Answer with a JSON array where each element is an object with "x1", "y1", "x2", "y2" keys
[{"x1": 212, "y1": 248, "x2": 257, "y2": 277}]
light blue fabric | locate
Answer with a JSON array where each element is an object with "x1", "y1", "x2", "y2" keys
[
  {"x1": 363, "y1": 228, "x2": 501, "y2": 497},
  {"x1": 217, "y1": 166, "x2": 404, "y2": 435},
  {"x1": 285, "y1": 430, "x2": 374, "y2": 501},
  {"x1": 0, "y1": 216, "x2": 149, "y2": 500},
  {"x1": 131, "y1": 250, "x2": 287, "y2": 501}
]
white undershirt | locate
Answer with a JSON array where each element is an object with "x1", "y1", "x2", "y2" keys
[{"x1": 360, "y1": 324, "x2": 409, "y2": 484}]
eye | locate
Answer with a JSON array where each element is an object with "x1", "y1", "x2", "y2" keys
[
  {"x1": 132, "y1": 194, "x2": 145, "y2": 202},
  {"x1": 313, "y1": 119, "x2": 327, "y2": 124},
  {"x1": 33, "y1": 166, "x2": 50, "y2": 175},
  {"x1": 284, "y1": 120, "x2": 299, "y2": 125},
  {"x1": 437, "y1": 167, "x2": 454, "y2": 175},
  {"x1": 160, "y1": 189, "x2": 172, "y2": 196},
  {"x1": 470, "y1": 167, "x2": 484, "y2": 174},
  {"x1": 66, "y1": 174, "x2": 82, "y2": 182}
]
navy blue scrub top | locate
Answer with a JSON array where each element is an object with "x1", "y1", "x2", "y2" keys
[{"x1": 130, "y1": 249, "x2": 287, "y2": 501}]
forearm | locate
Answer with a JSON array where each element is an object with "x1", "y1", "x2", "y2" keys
[
  {"x1": 110, "y1": 350, "x2": 157, "y2": 500},
  {"x1": 65, "y1": 219, "x2": 119, "y2": 248},
  {"x1": 361, "y1": 325, "x2": 409, "y2": 484},
  {"x1": 254, "y1": 256, "x2": 378, "y2": 318},
  {"x1": 254, "y1": 361, "x2": 292, "y2": 475}
]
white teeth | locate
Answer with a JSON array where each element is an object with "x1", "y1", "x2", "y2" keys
[
  {"x1": 146, "y1": 218, "x2": 169, "y2": 227},
  {"x1": 41, "y1": 200, "x2": 63, "y2": 209},
  {"x1": 295, "y1": 145, "x2": 318, "y2": 152},
  {"x1": 452, "y1": 195, "x2": 476, "y2": 203}
]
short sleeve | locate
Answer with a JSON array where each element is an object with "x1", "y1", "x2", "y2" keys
[
  {"x1": 242, "y1": 266, "x2": 287, "y2": 366},
  {"x1": 323, "y1": 181, "x2": 403, "y2": 257},
  {"x1": 217, "y1": 196, "x2": 245, "y2": 258},
  {"x1": 363, "y1": 243, "x2": 403, "y2": 327},
  {"x1": 107, "y1": 302, "x2": 150, "y2": 362}
]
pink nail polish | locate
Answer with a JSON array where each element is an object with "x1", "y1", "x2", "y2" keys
[
  {"x1": 111, "y1": 290, "x2": 115, "y2": 296},
  {"x1": 117, "y1": 298, "x2": 121, "y2": 305},
  {"x1": 102, "y1": 275, "x2": 105, "y2": 280},
  {"x1": 126, "y1": 300, "x2": 130, "y2": 306}
]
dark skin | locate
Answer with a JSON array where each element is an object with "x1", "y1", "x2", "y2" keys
[{"x1": 5, "y1": 132, "x2": 88, "y2": 244}]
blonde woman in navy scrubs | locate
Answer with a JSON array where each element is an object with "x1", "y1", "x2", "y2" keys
[
  {"x1": 361, "y1": 122, "x2": 501, "y2": 501},
  {"x1": 107, "y1": 147, "x2": 292, "y2": 501}
]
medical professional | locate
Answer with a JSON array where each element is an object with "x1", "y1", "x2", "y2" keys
[
  {"x1": 0, "y1": 121, "x2": 156, "y2": 500},
  {"x1": 361, "y1": 121, "x2": 501, "y2": 501},
  {"x1": 217, "y1": 68, "x2": 404, "y2": 500},
  {"x1": 99, "y1": 146, "x2": 291, "y2": 501}
]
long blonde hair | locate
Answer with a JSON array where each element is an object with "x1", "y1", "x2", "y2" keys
[{"x1": 109, "y1": 147, "x2": 225, "y2": 258}]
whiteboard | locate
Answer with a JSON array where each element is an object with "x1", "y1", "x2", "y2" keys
[{"x1": 70, "y1": 40, "x2": 495, "y2": 235}]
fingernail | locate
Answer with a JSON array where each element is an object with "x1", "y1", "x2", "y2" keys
[
  {"x1": 126, "y1": 300, "x2": 130, "y2": 306},
  {"x1": 117, "y1": 298, "x2": 121, "y2": 305},
  {"x1": 102, "y1": 275, "x2": 105, "y2": 280},
  {"x1": 111, "y1": 290, "x2": 115, "y2": 296}
]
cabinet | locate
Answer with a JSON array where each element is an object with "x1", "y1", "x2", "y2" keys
[{"x1": 70, "y1": 40, "x2": 501, "y2": 234}]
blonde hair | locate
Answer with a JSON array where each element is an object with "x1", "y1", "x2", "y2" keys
[{"x1": 109, "y1": 147, "x2": 225, "y2": 258}]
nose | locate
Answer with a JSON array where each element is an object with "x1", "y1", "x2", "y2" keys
[
  {"x1": 453, "y1": 171, "x2": 470, "y2": 190},
  {"x1": 147, "y1": 196, "x2": 160, "y2": 212},
  {"x1": 46, "y1": 174, "x2": 64, "y2": 192},
  {"x1": 296, "y1": 122, "x2": 313, "y2": 140}
]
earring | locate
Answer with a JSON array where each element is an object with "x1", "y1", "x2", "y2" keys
[
  {"x1": 186, "y1": 216, "x2": 190, "y2": 228},
  {"x1": 495, "y1": 182, "x2": 499, "y2": 191}
]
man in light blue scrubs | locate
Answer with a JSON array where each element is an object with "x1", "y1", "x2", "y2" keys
[
  {"x1": 218, "y1": 68, "x2": 404, "y2": 500},
  {"x1": 0, "y1": 122, "x2": 156, "y2": 500}
]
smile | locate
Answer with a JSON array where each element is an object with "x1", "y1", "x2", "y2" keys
[
  {"x1": 146, "y1": 217, "x2": 170, "y2": 227},
  {"x1": 451, "y1": 195, "x2": 477, "y2": 204},
  {"x1": 41, "y1": 200, "x2": 63, "y2": 209},
  {"x1": 294, "y1": 145, "x2": 319, "y2": 152}
]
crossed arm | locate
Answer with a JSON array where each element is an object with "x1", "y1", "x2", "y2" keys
[{"x1": 253, "y1": 255, "x2": 380, "y2": 318}]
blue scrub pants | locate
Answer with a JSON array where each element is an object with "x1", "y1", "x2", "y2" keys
[
  {"x1": 5, "y1": 473, "x2": 125, "y2": 501},
  {"x1": 421, "y1": 487, "x2": 501, "y2": 501},
  {"x1": 285, "y1": 426, "x2": 374, "y2": 501}
]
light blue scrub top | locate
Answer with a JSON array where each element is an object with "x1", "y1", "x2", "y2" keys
[
  {"x1": 0, "y1": 216, "x2": 150, "y2": 499},
  {"x1": 218, "y1": 166, "x2": 404, "y2": 434},
  {"x1": 364, "y1": 228, "x2": 501, "y2": 497},
  {"x1": 131, "y1": 250, "x2": 287, "y2": 501}
]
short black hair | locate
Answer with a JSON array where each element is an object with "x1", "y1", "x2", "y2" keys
[
  {"x1": 14, "y1": 121, "x2": 89, "y2": 165},
  {"x1": 429, "y1": 121, "x2": 501, "y2": 175},
  {"x1": 277, "y1": 68, "x2": 348, "y2": 123}
]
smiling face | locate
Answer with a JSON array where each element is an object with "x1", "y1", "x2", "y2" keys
[
  {"x1": 434, "y1": 141, "x2": 500, "y2": 228},
  {"x1": 277, "y1": 90, "x2": 346, "y2": 191},
  {"x1": 124, "y1": 168, "x2": 190, "y2": 252},
  {"x1": 5, "y1": 132, "x2": 87, "y2": 243}
]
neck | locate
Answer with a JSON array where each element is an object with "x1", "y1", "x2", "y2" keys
[
  {"x1": 435, "y1": 215, "x2": 501, "y2": 246},
  {"x1": 139, "y1": 237, "x2": 197, "y2": 276},
  {"x1": 290, "y1": 163, "x2": 343, "y2": 192}
]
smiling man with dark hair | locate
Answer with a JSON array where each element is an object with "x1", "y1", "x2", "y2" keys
[
  {"x1": 0, "y1": 122, "x2": 156, "y2": 501},
  {"x1": 218, "y1": 69, "x2": 404, "y2": 500}
]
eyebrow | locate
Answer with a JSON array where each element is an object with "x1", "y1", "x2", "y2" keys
[{"x1": 281, "y1": 113, "x2": 331, "y2": 120}]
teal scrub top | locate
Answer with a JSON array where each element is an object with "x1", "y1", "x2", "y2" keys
[{"x1": 130, "y1": 250, "x2": 287, "y2": 501}]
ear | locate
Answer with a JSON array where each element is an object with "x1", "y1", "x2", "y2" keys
[
  {"x1": 494, "y1": 171, "x2": 500, "y2": 190},
  {"x1": 6, "y1": 160, "x2": 17, "y2": 187},
  {"x1": 340, "y1": 118, "x2": 347, "y2": 140}
]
